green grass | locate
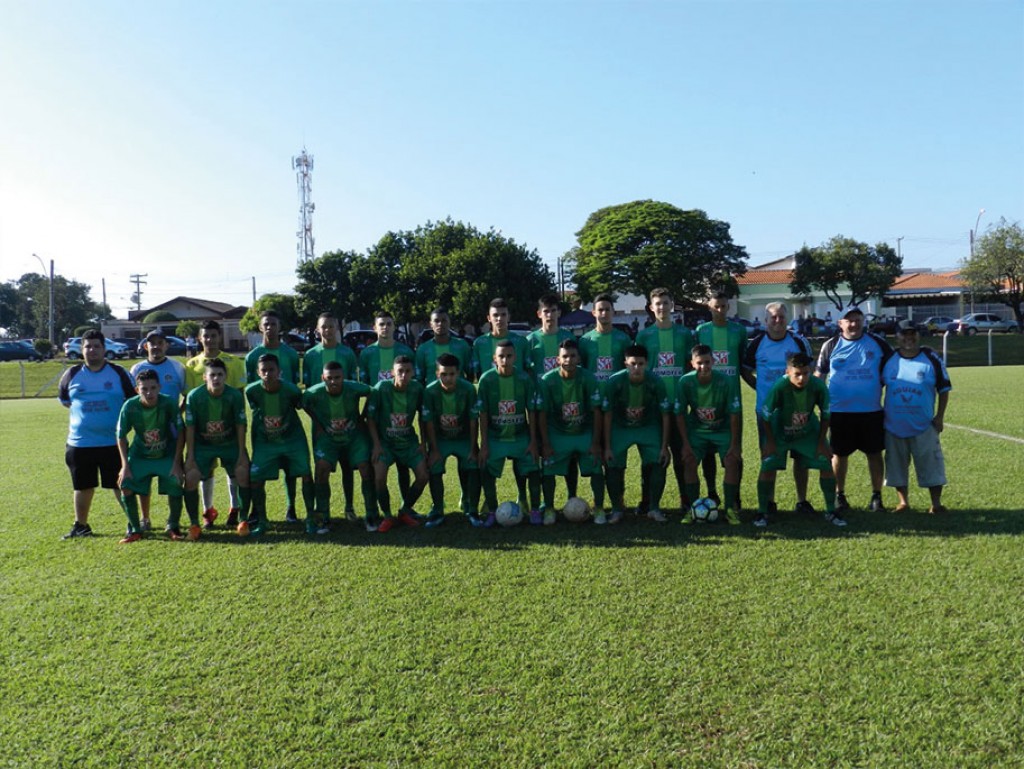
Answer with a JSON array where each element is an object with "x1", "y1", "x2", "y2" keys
[{"x1": 1, "y1": 370, "x2": 1022, "y2": 766}]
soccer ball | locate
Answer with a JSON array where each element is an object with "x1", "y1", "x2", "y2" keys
[
  {"x1": 562, "y1": 497, "x2": 591, "y2": 523},
  {"x1": 495, "y1": 501, "x2": 523, "y2": 527},
  {"x1": 691, "y1": 497, "x2": 719, "y2": 523}
]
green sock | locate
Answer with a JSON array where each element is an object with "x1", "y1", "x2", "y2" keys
[
  {"x1": 377, "y1": 485, "x2": 392, "y2": 517},
  {"x1": 250, "y1": 485, "x2": 267, "y2": 524},
  {"x1": 515, "y1": 474, "x2": 528, "y2": 510},
  {"x1": 724, "y1": 482, "x2": 740, "y2": 511},
  {"x1": 285, "y1": 476, "x2": 297, "y2": 508},
  {"x1": 590, "y1": 474, "x2": 605, "y2": 510},
  {"x1": 121, "y1": 494, "x2": 141, "y2": 533},
  {"x1": 757, "y1": 479, "x2": 775, "y2": 514},
  {"x1": 684, "y1": 482, "x2": 701, "y2": 506},
  {"x1": 542, "y1": 475, "x2": 556, "y2": 510},
  {"x1": 482, "y1": 473, "x2": 498, "y2": 513},
  {"x1": 184, "y1": 490, "x2": 200, "y2": 526},
  {"x1": 315, "y1": 482, "x2": 331, "y2": 520},
  {"x1": 301, "y1": 478, "x2": 315, "y2": 517},
  {"x1": 464, "y1": 469, "x2": 480, "y2": 516},
  {"x1": 402, "y1": 477, "x2": 427, "y2": 513},
  {"x1": 820, "y1": 476, "x2": 837, "y2": 513},
  {"x1": 238, "y1": 486, "x2": 251, "y2": 520},
  {"x1": 647, "y1": 464, "x2": 667, "y2": 509},
  {"x1": 361, "y1": 477, "x2": 378, "y2": 522},
  {"x1": 342, "y1": 466, "x2": 354, "y2": 512},
  {"x1": 429, "y1": 474, "x2": 446, "y2": 514},
  {"x1": 167, "y1": 496, "x2": 183, "y2": 530},
  {"x1": 527, "y1": 472, "x2": 541, "y2": 510},
  {"x1": 606, "y1": 468, "x2": 626, "y2": 510}
]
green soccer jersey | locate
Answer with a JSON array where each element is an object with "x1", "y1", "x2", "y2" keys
[
  {"x1": 358, "y1": 341, "x2": 416, "y2": 385},
  {"x1": 539, "y1": 367, "x2": 602, "y2": 435},
  {"x1": 245, "y1": 380, "x2": 305, "y2": 444},
  {"x1": 635, "y1": 323, "x2": 695, "y2": 380},
  {"x1": 302, "y1": 343, "x2": 358, "y2": 388},
  {"x1": 421, "y1": 378, "x2": 479, "y2": 441},
  {"x1": 694, "y1": 320, "x2": 748, "y2": 382},
  {"x1": 302, "y1": 380, "x2": 371, "y2": 444},
  {"x1": 118, "y1": 394, "x2": 183, "y2": 461},
  {"x1": 471, "y1": 333, "x2": 530, "y2": 380},
  {"x1": 415, "y1": 336, "x2": 472, "y2": 384},
  {"x1": 368, "y1": 379, "x2": 425, "y2": 450},
  {"x1": 476, "y1": 368, "x2": 537, "y2": 441},
  {"x1": 184, "y1": 351, "x2": 246, "y2": 391},
  {"x1": 578, "y1": 327, "x2": 632, "y2": 383},
  {"x1": 185, "y1": 385, "x2": 247, "y2": 447},
  {"x1": 675, "y1": 371, "x2": 741, "y2": 434},
  {"x1": 761, "y1": 375, "x2": 830, "y2": 441},
  {"x1": 246, "y1": 343, "x2": 301, "y2": 385},
  {"x1": 602, "y1": 370, "x2": 670, "y2": 430},
  {"x1": 525, "y1": 328, "x2": 574, "y2": 380}
]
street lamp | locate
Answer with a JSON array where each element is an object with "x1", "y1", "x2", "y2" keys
[
  {"x1": 969, "y1": 208, "x2": 986, "y2": 259},
  {"x1": 31, "y1": 253, "x2": 55, "y2": 346}
]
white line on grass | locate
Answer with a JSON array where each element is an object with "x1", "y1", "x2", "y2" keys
[{"x1": 946, "y1": 423, "x2": 1024, "y2": 444}]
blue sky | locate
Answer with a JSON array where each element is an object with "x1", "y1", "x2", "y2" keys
[{"x1": 1, "y1": 0, "x2": 1021, "y2": 317}]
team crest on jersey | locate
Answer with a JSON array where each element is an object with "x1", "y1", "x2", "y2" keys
[
  {"x1": 330, "y1": 418, "x2": 351, "y2": 433},
  {"x1": 790, "y1": 412, "x2": 809, "y2": 428},
  {"x1": 205, "y1": 420, "x2": 226, "y2": 437},
  {"x1": 625, "y1": 406, "x2": 644, "y2": 422},
  {"x1": 544, "y1": 356, "x2": 558, "y2": 372},
  {"x1": 498, "y1": 400, "x2": 517, "y2": 416},
  {"x1": 712, "y1": 350, "x2": 729, "y2": 366},
  {"x1": 696, "y1": 407, "x2": 717, "y2": 423},
  {"x1": 143, "y1": 429, "x2": 162, "y2": 447},
  {"x1": 597, "y1": 356, "x2": 613, "y2": 371},
  {"x1": 440, "y1": 414, "x2": 460, "y2": 430},
  {"x1": 562, "y1": 402, "x2": 581, "y2": 420},
  {"x1": 658, "y1": 352, "x2": 675, "y2": 368},
  {"x1": 379, "y1": 370, "x2": 394, "y2": 381},
  {"x1": 390, "y1": 413, "x2": 408, "y2": 428},
  {"x1": 264, "y1": 415, "x2": 283, "y2": 431}
]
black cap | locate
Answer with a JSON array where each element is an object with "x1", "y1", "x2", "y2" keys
[
  {"x1": 144, "y1": 329, "x2": 167, "y2": 341},
  {"x1": 896, "y1": 320, "x2": 919, "y2": 333}
]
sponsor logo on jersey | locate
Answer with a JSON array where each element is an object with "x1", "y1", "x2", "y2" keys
[
  {"x1": 597, "y1": 356, "x2": 613, "y2": 371},
  {"x1": 562, "y1": 402, "x2": 581, "y2": 425},
  {"x1": 658, "y1": 352, "x2": 675, "y2": 368},
  {"x1": 203, "y1": 419, "x2": 227, "y2": 441},
  {"x1": 378, "y1": 370, "x2": 394, "y2": 381},
  {"x1": 440, "y1": 413, "x2": 460, "y2": 430},
  {"x1": 713, "y1": 350, "x2": 729, "y2": 366},
  {"x1": 390, "y1": 413, "x2": 408, "y2": 428},
  {"x1": 696, "y1": 407, "x2": 717, "y2": 423},
  {"x1": 625, "y1": 406, "x2": 645, "y2": 423},
  {"x1": 791, "y1": 411, "x2": 809, "y2": 428},
  {"x1": 143, "y1": 429, "x2": 162, "y2": 447},
  {"x1": 264, "y1": 415, "x2": 284, "y2": 436},
  {"x1": 498, "y1": 400, "x2": 517, "y2": 416},
  {"x1": 544, "y1": 356, "x2": 558, "y2": 372},
  {"x1": 330, "y1": 418, "x2": 351, "y2": 434}
]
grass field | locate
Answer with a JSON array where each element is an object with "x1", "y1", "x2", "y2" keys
[{"x1": 1, "y1": 368, "x2": 1022, "y2": 766}]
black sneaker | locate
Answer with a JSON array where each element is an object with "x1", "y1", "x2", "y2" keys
[
  {"x1": 62, "y1": 522, "x2": 93, "y2": 539},
  {"x1": 834, "y1": 493, "x2": 851, "y2": 514},
  {"x1": 794, "y1": 500, "x2": 816, "y2": 516},
  {"x1": 825, "y1": 511, "x2": 848, "y2": 528},
  {"x1": 868, "y1": 492, "x2": 885, "y2": 513},
  {"x1": 284, "y1": 506, "x2": 299, "y2": 524},
  {"x1": 753, "y1": 514, "x2": 768, "y2": 528}
]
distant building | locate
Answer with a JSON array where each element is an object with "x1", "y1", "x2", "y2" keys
[{"x1": 102, "y1": 296, "x2": 249, "y2": 351}]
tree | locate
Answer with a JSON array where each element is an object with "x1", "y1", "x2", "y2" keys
[
  {"x1": 176, "y1": 320, "x2": 200, "y2": 339},
  {"x1": 143, "y1": 310, "x2": 178, "y2": 324},
  {"x1": 294, "y1": 250, "x2": 362, "y2": 327},
  {"x1": 8, "y1": 273, "x2": 104, "y2": 341},
  {"x1": 959, "y1": 218, "x2": 1024, "y2": 328},
  {"x1": 789, "y1": 236, "x2": 903, "y2": 312},
  {"x1": 570, "y1": 201, "x2": 749, "y2": 304},
  {"x1": 0, "y1": 283, "x2": 20, "y2": 334},
  {"x1": 239, "y1": 293, "x2": 300, "y2": 334}
]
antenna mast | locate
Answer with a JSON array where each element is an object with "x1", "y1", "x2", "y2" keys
[{"x1": 292, "y1": 149, "x2": 315, "y2": 264}]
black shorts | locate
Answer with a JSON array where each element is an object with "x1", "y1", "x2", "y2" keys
[
  {"x1": 65, "y1": 445, "x2": 121, "y2": 491},
  {"x1": 829, "y1": 411, "x2": 884, "y2": 457}
]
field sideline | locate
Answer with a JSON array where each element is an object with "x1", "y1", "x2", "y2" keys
[{"x1": 1, "y1": 368, "x2": 1022, "y2": 766}]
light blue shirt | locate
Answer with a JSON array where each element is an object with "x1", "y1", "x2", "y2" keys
[{"x1": 882, "y1": 349, "x2": 951, "y2": 438}]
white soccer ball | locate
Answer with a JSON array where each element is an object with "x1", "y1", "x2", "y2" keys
[
  {"x1": 562, "y1": 497, "x2": 591, "y2": 523},
  {"x1": 691, "y1": 497, "x2": 719, "y2": 523},
  {"x1": 495, "y1": 501, "x2": 523, "y2": 527}
]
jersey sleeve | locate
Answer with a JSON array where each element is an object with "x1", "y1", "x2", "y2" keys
[{"x1": 116, "y1": 400, "x2": 132, "y2": 441}]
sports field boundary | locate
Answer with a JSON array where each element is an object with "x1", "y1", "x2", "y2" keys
[{"x1": 945, "y1": 423, "x2": 1024, "y2": 445}]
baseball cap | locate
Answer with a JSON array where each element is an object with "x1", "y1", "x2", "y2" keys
[
  {"x1": 896, "y1": 320, "x2": 919, "y2": 333},
  {"x1": 144, "y1": 329, "x2": 167, "y2": 341},
  {"x1": 842, "y1": 306, "x2": 865, "y2": 319}
]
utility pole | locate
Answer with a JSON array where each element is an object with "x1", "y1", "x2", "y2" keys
[
  {"x1": 292, "y1": 149, "x2": 315, "y2": 265},
  {"x1": 252, "y1": 277, "x2": 257, "y2": 303},
  {"x1": 31, "y1": 253, "x2": 54, "y2": 346},
  {"x1": 130, "y1": 274, "x2": 148, "y2": 312},
  {"x1": 896, "y1": 237, "x2": 903, "y2": 261}
]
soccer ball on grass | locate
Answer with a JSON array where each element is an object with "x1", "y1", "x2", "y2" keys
[
  {"x1": 495, "y1": 501, "x2": 523, "y2": 527},
  {"x1": 562, "y1": 497, "x2": 591, "y2": 523},
  {"x1": 691, "y1": 497, "x2": 719, "y2": 523}
]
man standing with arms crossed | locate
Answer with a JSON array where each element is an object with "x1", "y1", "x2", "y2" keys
[{"x1": 815, "y1": 306, "x2": 894, "y2": 515}]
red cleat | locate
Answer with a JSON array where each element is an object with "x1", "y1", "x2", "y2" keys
[{"x1": 202, "y1": 507, "x2": 218, "y2": 529}]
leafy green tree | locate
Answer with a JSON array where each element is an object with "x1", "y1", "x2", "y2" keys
[
  {"x1": 176, "y1": 320, "x2": 200, "y2": 339},
  {"x1": 239, "y1": 293, "x2": 300, "y2": 334},
  {"x1": 294, "y1": 250, "x2": 362, "y2": 327},
  {"x1": 790, "y1": 236, "x2": 903, "y2": 312},
  {"x1": 959, "y1": 218, "x2": 1024, "y2": 328},
  {"x1": 0, "y1": 283, "x2": 21, "y2": 334},
  {"x1": 570, "y1": 201, "x2": 749, "y2": 303},
  {"x1": 11, "y1": 273, "x2": 104, "y2": 341},
  {"x1": 143, "y1": 310, "x2": 178, "y2": 324}
]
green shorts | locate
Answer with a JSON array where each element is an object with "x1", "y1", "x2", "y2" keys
[
  {"x1": 761, "y1": 433, "x2": 831, "y2": 472},
  {"x1": 544, "y1": 431, "x2": 601, "y2": 477},
  {"x1": 313, "y1": 432, "x2": 371, "y2": 469},
  {"x1": 377, "y1": 442, "x2": 427, "y2": 471},
  {"x1": 250, "y1": 435, "x2": 312, "y2": 482},
  {"x1": 688, "y1": 430, "x2": 732, "y2": 464},
  {"x1": 121, "y1": 456, "x2": 183, "y2": 497},
  {"x1": 430, "y1": 438, "x2": 477, "y2": 475},
  {"x1": 192, "y1": 443, "x2": 241, "y2": 479},
  {"x1": 485, "y1": 435, "x2": 539, "y2": 477},
  {"x1": 608, "y1": 425, "x2": 662, "y2": 469}
]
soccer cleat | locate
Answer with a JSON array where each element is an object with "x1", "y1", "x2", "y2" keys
[
  {"x1": 425, "y1": 512, "x2": 445, "y2": 528},
  {"x1": 725, "y1": 508, "x2": 741, "y2": 526},
  {"x1": 166, "y1": 526, "x2": 185, "y2": 541},
  {"x1": 62, "y1": 522, "x2": 93, "y2": 539},
  {"x1": 834, "y1": 493, "x2": 851, "y2": 514},
  {"x1": 284, "y1": 506, "x2": 298, "y2": 524},
  {"x1": 119, "y1": 531, "x2": 142, "y2": 544},
  {"x1": 316, "y1": 524, "x2": 330, "y2": 535},
  {"x1": 593, "y1": 512, "x2": 607, "y2": 525},
  {"x1": 188, "y1": 525, "x2": 201, "y2": 542},
  {"x1": 868, "y1": 492, "x2": 885, "y2": 513},
  {"x1": 928, "y1": 504, "x2": 948, "y2": 514},
  {"x1": 377, "y1": 516, "x2": 396, "y2": 533},
  {"x1": 794, "y1": 500, "x2": 816, "y2": 516},
  {"x1": 364, "y1": 519, "x2": 379, "y2": 533},
  {"x1": 249, "y1": 522, "x2": 266, "y2": 537},
  {"x1": 140, "y1": 518, "x2": 152, "y2": 532},
  {"x1": 753, "y1": 514, "x2": 768, "y2": 528},
  {"x1": 202, "y1": 507, "x2": 218, "y2": 529},
  {"x1": 483, "y1": 513, "x2": 497, "y2": 528},
  {"x1": 305, "y1": 520, "x2": 319, "y2": 536},
  {"x1": 226, "y1": 508, "x2": 240, "y2": 528},
  {"x1": 236, "y1": 520, "x2": 250, "y2": 537},
  {"x1": 398, "y1": 511, "x2": 420, "y2": 528},
  {"x1": 529, "y1": 509, "x2": 543, "y2": 526},
  {"x1": 681, "y1": 511, "x2": 695, "y2": 525},
  {"x1": 608, "y1": 509, "x2": 624, "y2": 525},
  {"x1": 647, "y1": 509, "x2": 667, "y2": 523},
  {"x1": 543, "y1": 509, "x2": 556, "y2": 526},
  {"x1": 468, "y1": 513, "x2": 485, "y2": 528},
  {"x1": 345, "y1": 508, "x2": 359, "y2": 524},
  {"x1": 825, "y1": 512, "x2": 848, "y2": 527}
]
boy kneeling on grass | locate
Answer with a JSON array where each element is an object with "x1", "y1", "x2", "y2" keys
[
  {"x1": 117, "y1": 369, "x2": 197, "y2": 543},
  {"x1": 756, "y1": 352, "x2": 844, "y2": 528}
]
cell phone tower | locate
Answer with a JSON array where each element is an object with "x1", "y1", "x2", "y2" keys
[{"x1": 293, "y1": 148, "x2": 315, "y2": 264}]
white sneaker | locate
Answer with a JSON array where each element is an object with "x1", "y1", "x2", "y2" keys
[
  {"x1": 364, "y1": 520, "x2": 379, "y2": 532},
  {"x1": 593, "y1": 512, "x2": 607, "y2": 525},
  {"x1": 647, "y1": 509, "x2": 667, "y2": 523},
  {"x1": 825, "y1": 512, "x2": 848, "y2": 528}
]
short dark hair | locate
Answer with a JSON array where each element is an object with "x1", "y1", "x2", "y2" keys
[
  {"x1": 436, "y1": 353, "x2": 460, "y2": 369},
  {"x1": 430, "y1": 307, "x2": 449, "y2": 318},
  {"x1": 538, "y1": 293, "x2": 561, "y2": 310},
  {"x1": 558, "y1": 338, "x2": 579, "y2": 352},
  {"x1": 135, "y1": 369, "x2": 158, "y2": 384},
  {"x1": 257, "y1": 354, "x2": 279, "y2": 368},
  {"x1": 624, "y1": 344, "x2": 647, "y2": 360},
  {"x1": 488, "y1": 298, "x2": 508, "y2": 311},
  {"x1": 787, "y1": 351, "x2": 813, "y2": 368},
  {"x1": 200, "y1": 320, "x2": 222, "y2": 333},
  {"x1": 323, "y1": 360, "x2": 344, "y2": 372},
  {"x1": 374, "y1": 310, "x2": 394, "y2": 322},
  {"x1": 593, "y1": 293, "x2": 615, "y2": 306},
  {"x1": 259, "y1": 310, "x2": 280, "y2": 321},
  {"x1": 317, "y1": 312, "x2": 337, "y2": 323},
  {"x1": 691, "y1": 344, "x2": 712, "y2": 358},
  {"x1": 204, "y1": 358, "x2": 227, "y2": 372},
  {"x1": 82, "y1": 329, "x2": 105, "y2": 343},
  {"x1": 495, "y1": 338, "x2": 515, "y2": 351},
  {"x1": 393, "y1": 355, "x2": 413, "y2": 366},
  {"x1": 649, "y1": 287, "x2": 672, "y2": 302}
]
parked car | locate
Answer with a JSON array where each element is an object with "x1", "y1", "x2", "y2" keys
[
  {"x1": 135, "y1": 335, "x2": 188, "y2": 357},
  {"x1": 733, "y1": 318, "x2": 762, "y2": 338},
  {"x1": 283, "y1": 332, "x2": 313, "y2": 353},
  {"x1": 342, "y1": 329, "x2": 378, "y2": 355},
  {"x1": 110, "y1": 338, "x2": 140, "y2": 358},
  {"x1": 788, "y1": 318, "x2": 837, "y2": 338},
  {"x1": 64, "y1": 337, "x2": 130, "y2": 360},
  {"x1": 952, "y1": 313, "x2": 1018, "y2": 335},
  {"x1": 921, "y1": 316, "x2": 956, "y2": 335},
  {"x1": 0, "y1": 341, "x2": 42, "y2": 362}
]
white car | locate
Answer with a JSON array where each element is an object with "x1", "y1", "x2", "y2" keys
[
  {"x1": 952, "y1": 313, "x2": 1018, "y2": 335},
  {"x1": 63, "y1": 336, "x2": 131, "y2": 360}
]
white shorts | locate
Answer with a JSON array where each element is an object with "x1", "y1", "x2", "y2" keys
[{"x1": 884, "y1": 426, "x2": 947, "y2": 489}]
